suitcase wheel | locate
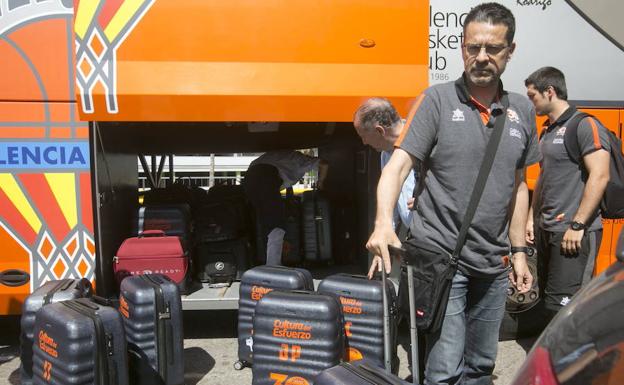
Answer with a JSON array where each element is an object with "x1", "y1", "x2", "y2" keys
[{"x1": 233, "y1": 360, "x2": 245, "y2": 371}]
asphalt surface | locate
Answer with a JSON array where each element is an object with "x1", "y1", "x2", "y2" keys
[{"x1": 0, "y1": 311, "x2": 535, "y2": 385}]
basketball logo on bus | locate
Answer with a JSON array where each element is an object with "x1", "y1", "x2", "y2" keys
[{"x1": 74, "y1": 0, "x2": 155, "y2": 114}]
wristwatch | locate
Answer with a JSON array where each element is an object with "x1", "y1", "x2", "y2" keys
[
  {"x1": 510, "y1": 246, "x2": 529, "y2": 254},
  {"x1": 570, "y1": 221, "x2": 586, "y2": 231}
]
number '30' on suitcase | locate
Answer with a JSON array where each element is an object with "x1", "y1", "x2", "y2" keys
[
  {"x1": 251, "y1": 290, "x2": 344, "y2": 385},
  {"x1": 20, "y1": 278, "x2": 93, "y2": 385},
  {"x1": 32, "y1": 298, "x2": 128, "y2": 385},
  {"x1": 236, "y1": 266, "x2": 314, "y2": 369},
  {"x1": 119, "y1": 274, "x2": 184, "y2": 385},
  {"x1": 318, "y1": 273, "x2": 399, "y2": 372}
]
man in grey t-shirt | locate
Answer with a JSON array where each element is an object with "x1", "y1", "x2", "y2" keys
[
  {"x1": 366, "y1": 4, "x2": 537, "y2": 384},
  {"x1": 525, "y1": 67, "x2": 610, "y2": 316}
]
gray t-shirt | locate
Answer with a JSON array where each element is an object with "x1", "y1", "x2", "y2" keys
[
  {"x1": 538, "y1": 108, "x2": 611, "y2": 232},
  {"x1": 398, "y1": 76, "x2": 540, "y2": 278}
]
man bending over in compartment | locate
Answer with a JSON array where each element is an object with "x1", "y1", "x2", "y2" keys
[{"x1": 243, "y1": 150, "x2": 328, "y2": 265}]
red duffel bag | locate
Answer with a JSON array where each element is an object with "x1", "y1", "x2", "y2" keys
[{"x1": 114, "y1": 230, "x2": 190, "y2": 293}]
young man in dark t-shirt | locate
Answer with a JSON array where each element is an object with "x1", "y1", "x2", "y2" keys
[
  {"x1": 525, "y1": 66, "x2": 610, "y2": 317},
  {"x1": 366, "y1": 3, "x2": 538, "y2": 384}
]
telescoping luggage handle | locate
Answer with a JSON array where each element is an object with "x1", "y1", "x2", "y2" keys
[{"x1": 387, "y1": 245, "x2": 420, "y2": 385}]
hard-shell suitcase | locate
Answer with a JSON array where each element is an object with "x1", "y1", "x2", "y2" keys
[
  {"x1": 318, "y1": 273, "x2": 399, "y2": 371},
  {"x1": 119, "y1": 274, "x2": 184, "y2": 385},
  {"x1": 196, "y1": 238, "x2": 249, "y2": 285},
  {"x1": 236, "y1": 265, "x2": 314, "y2": 369},
  {"x1": 114, "y1": 230, "x2": 190, "y2": 293},
  {"x1": 20, "y1": 279, "x2": 93, "y2": 385},
  {"x1": 314, "y1": 360, "x2": 411, "y2": 385},
  {"x1": 32, "y1": 298, "x2": 128, "y2": 385},
  {"x1": 133, "y1": 204, "x2": 192, "y2": 241},
  {"x1": 315, "y1": 257, "x2": 420, "y2": 385},
  {"x1": 302, "y1": 190, "x2": 332, "y2": 262},
  {"x1": 251, "y1": 290, "x2": 344, "y2": 385}
]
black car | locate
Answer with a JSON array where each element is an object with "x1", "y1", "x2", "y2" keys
[{"x1": 510, "y1": 228, "x2": 624, "y2": 385}]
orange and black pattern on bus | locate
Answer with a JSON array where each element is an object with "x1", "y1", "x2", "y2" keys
[{"x1": 0, "y1": 0, "x2": 94, "y2": 315}]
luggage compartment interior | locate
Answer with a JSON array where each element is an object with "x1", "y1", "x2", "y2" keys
[{"x1": 90, "y1": 121, "x2": 383, "y2": 307}]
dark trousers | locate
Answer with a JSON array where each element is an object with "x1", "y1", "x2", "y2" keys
[{"x1": 535, "y1": 228, "x2": 602, "y2": 311}]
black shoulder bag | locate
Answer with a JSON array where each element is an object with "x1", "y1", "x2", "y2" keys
[{"x1": 399, "y1": 95, "x2": 509, "y2": 334}]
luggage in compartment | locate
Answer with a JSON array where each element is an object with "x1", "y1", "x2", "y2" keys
[
  {"x1": 114, "y1": 230, "x2": 190, "y2": 293},
  {"x1": 119, "y1": 274, "x2": 184, "y2": 385},
  {"x1": 251, "y1": 290, "x2": 344, "y2": 385},
  {"x1": 237, "y1": 266, "x2": 314, "y2": 368},
  {"x1": 195, "y1": 201, "x2": 247, "y2": 243},
  {"x1": 142, "y1": 182, "x2": 206, "y2": 212},
  {"x1": 20, "y1": 279, "x2": 93, "y2": 385},
  {"x1": 254, "y1": 188, "x2": 303, "y2": 266},
  {"x1": 195, "y1": 238, "x2": 249, "y2": 285},
  {"x1": 318, "y1": 273, "x2": 399, "y2": 372},
  {"x1": 314, "y1": 359, "x2": 411, "y2": 385},
  {"x1": 132, "y1": 204, "x2": 192, "y2": 242},
  {"x1": 32, "y1": 298, "x2": 128, "y2": 385},
  {"x1": 302, "y1": 190, "x2": 332, "y2": 262},
  {"x1": 282, "y1": 188, "x2": 303, "y2": 265}
]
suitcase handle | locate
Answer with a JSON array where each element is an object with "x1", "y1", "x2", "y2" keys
[
  {"x1": 139, "y1": 230, "x2": 166, "y2": 237},
  {"x1": 387, "y1": 245, "x2": 419, "y2": 385}
]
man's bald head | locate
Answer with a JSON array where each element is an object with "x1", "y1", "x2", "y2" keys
[{"x1": 353, "y1": 98, "x2": 402, "y2": 152}]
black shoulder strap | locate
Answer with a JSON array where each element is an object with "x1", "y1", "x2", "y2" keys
[
  {"x1": 451, "y1": 95, "x2": 509, "y2": 263},
  {"x1": 563, "y1": 112, "x2": 593, "y2": 165}
]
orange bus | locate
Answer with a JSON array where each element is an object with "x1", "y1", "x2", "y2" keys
[{"x1": 0, "y1": 1, "x2": 622, "y2": 318}]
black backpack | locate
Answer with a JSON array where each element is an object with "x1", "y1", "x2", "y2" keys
[{"x1": 563, "y1": 112, "x2": 624, "y2": 219}]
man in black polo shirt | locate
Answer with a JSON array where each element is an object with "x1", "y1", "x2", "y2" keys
[
  {"x1": 525, "y1": 66, "x2": 610, "y2": 318},
  {"x1": 366, "y1": 3, "x2": 538, "y2": 384}
]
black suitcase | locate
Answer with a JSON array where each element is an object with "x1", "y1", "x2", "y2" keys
[
  {"x1": 315, "y1": 256, "x2": 420, "y2": 385},
  {"x1": 20, "y1": 278, "x2": 93, "y2": 385},
  {"x1": 251, "y1": 290, "x2": 344, "y2": 385},
  {"x1": 196, "y1": 238, "x2": 249, "y2": 285},
  {"x1": 318, "y1": 273, "x2": 399, "y2": 371},
  {"x1": 315, "y1": 360, "x2": 411, "y2": 385},
  {"x1": 119, "y1": 274, "x2": 184, "y2": 385},
  {"x1": 32, "y1": 298, "x2": 128, "y2": 385},
  {"x1": 302, "y1": 190, "x2": 332, "y2": 262},
  {"x1": 236, "y1": 265, "x2": 314, "y2": 369},
  {"x1": 133, "y1": 204, "x2": 192, "y2": 242},
  {"x1": 195, "y1": 201, "x2": 247, "y2": 242}
]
